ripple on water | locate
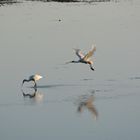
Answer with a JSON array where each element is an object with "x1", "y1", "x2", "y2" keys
[{"x1": 130, "y1": 76, "x2": 140, "y2": 80}]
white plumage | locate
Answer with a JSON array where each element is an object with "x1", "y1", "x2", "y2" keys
[{"x1": 66, "y1": 45, "x2": 96, "y2": 71}]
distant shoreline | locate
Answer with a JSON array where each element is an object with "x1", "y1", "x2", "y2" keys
[{"x1": 0, "y1": 0, "x2": 113, "y2": 6}]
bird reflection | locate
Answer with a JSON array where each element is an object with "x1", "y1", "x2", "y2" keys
[
  {"x1": 22, "y1": 87, "x2": 37, "y2": 98},
  {"x1": 77, "y1": 94, "x2": 98, "y2": 120},
  {"x1": 21, "y1": 88, "x2": 44, "y2": 104}
]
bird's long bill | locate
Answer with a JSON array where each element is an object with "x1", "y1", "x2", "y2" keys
[
  {"x1": 65, "y1": 61, "x2": 72, "y2": 64},
  {"x1": 39, "y1": 76, "x2": 43, "y2": 79}
]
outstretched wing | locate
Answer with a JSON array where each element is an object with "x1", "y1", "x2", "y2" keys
[
  {"x1": 73, "y1": 48, "x2": 85, "y2": 59},
  {"x1": 83, "y1": 45, "x2": 96, "y2": 61}
]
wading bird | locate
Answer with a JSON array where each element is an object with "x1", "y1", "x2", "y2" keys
[
  {"x1": 66, "y1": 45, "x2": 96, "y2": 71},
  {"x1": 22, "y1": 74, "x2": 43, "y2": 88}
]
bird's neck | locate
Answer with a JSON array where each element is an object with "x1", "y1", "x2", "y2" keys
[
  {"x1": 22, "y1": 79, "x2": 35, "y2": 84},
  {"x1": 72, "y1": 60, "x2": 80, "y2": 63},
  {"x1": 23, "y1": 79, "x2": 29, "y2": 83}
]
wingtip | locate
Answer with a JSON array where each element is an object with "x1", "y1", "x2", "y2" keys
[{"x1": 91, "y1": 44, "x2": 96, "y2": 50}]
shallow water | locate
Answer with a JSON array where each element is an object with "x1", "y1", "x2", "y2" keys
[{"x1": 0, "y1": 0, "x2": 140, "y2": 139}]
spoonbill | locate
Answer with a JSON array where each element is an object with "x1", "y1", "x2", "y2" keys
[
  {"x1": 66, "y1": 45, "x2": 96, "y2": 71},
  {"x1": 22, "y1": 74, "x2": 43, "y2": 88}
]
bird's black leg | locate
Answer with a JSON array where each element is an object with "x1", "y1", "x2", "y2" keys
[
  {"x1": 89, "y1": 64, "x2": 94, "y2": 71},
  {"x1": 34, "y1": 81, "x2": 37, "y2": 89},
  {"x1": 31, "y1": 79, "x2": 37, "y2": 88}
]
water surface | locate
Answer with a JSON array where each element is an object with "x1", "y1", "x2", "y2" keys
[{"x1": 0, "y1": 0, "x2": 140, "y2": 139}]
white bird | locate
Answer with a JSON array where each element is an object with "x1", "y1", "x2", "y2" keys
[
  {"x1": 22, "y1": 74, "x2": 43, "y2": 88},
  {"x1": 66, "y1": 45, "x2": 96, "y2": 71}
]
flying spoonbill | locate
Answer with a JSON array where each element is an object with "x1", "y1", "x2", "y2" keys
[{"x1": 66, "y1": 45, "x2": 96, "y2": 71}]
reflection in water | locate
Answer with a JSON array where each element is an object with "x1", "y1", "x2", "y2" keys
[
  {"x1": 21, "y1": 88, "x2": 44, "y2": 105},
  {"x1": 77, "y1": 94, "x2": 98, "y2": 120},
  {"x1": 130, "y1": 76, "x2": 140, "y2": 80},
  {"x1": 22, "y1": 88, "x2": 37, "y2": 98}
]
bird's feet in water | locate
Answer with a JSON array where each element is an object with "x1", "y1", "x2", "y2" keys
[{"x1": 34, "y1": 83, "x2": 37, "y2": 89}]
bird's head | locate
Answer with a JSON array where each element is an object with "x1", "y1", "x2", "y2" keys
[
  {"x1": 35, "y1": 74, "x2": 43, "y2": 81},
  {"x1": 38, "y1": 75, "x2": 43, "y2": 80}
]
